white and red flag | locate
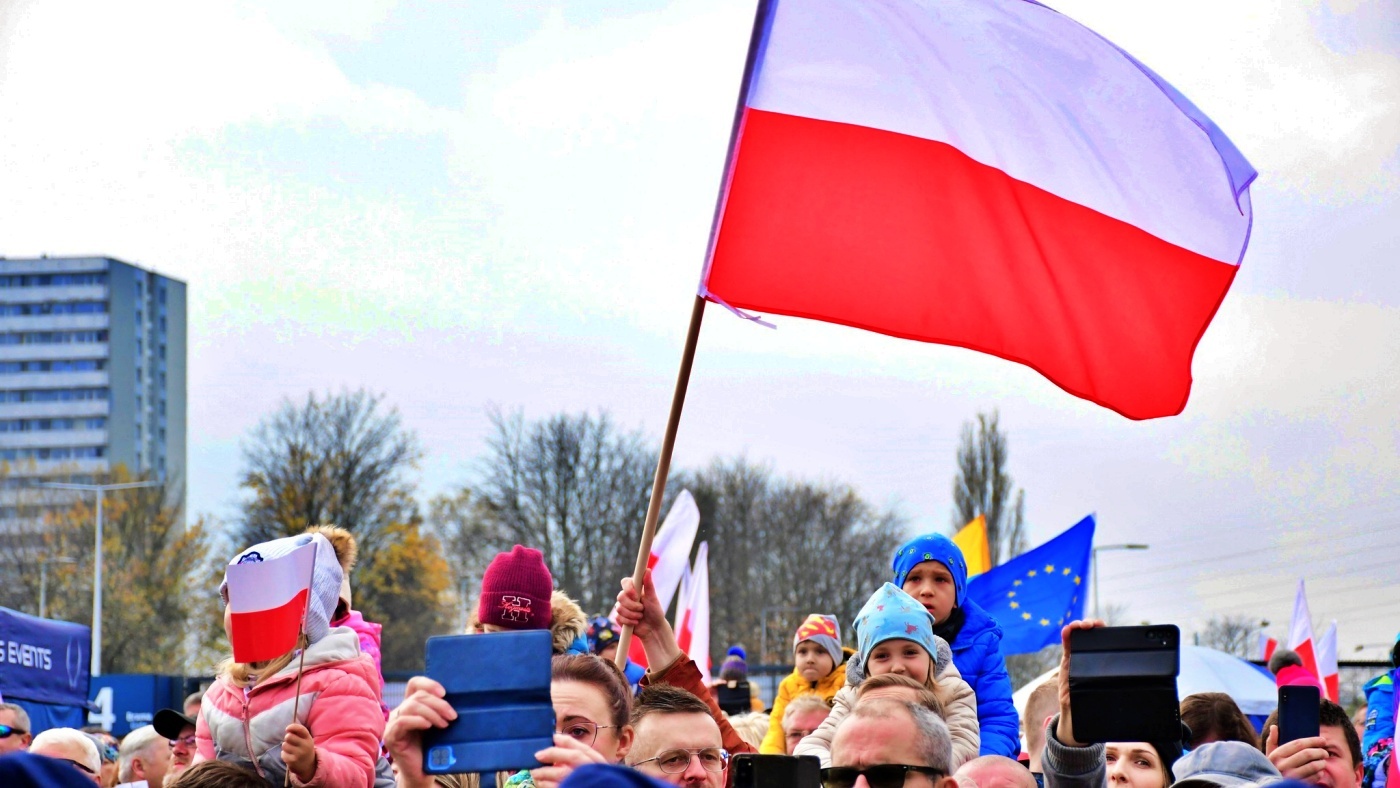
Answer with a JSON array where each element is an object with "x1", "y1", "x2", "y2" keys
[
  {"x1": 1317, "y1": 621, "x2": 1340, "y2": 702},
  {"x1": 1258, "y1": 633, "x2": 1279, "y2": 664},
  {"x1": 1288, "y1": 579, "x2": 1322, "y2": 682},
  {"x1": 700, "y1": 0, "x2": 1256, "y2": 420},
  {"x1": 673, "y1": 542, "x2": 711, "y2": 675},
  {"x1": 621, "y1": 490, "x2": 701, "y2": 667},
  {"x1": 224, "y1": 538, "x2": 318, "y2": 663}
]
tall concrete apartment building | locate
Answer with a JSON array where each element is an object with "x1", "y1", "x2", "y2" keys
[{"x1": 0, "y1": 256, "x2": 187, "y2": 494}]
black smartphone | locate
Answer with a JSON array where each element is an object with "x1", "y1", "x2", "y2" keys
[
  {"x1": 1278, "y1": 685, "x2": 1321, "y2": 745},
  {"x1": 731, "y1": 754, "x2": 822, "y2": 788},
  {"x1": 1068, "y1": 625, "x2": 1181, "y2": 744}
]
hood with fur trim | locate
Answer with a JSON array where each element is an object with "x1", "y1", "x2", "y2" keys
[{"x1": 550, "y1": 591, "x2": 590, "y2": 655}]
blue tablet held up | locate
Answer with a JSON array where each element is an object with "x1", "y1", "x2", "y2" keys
[{"x1": 422, "y1": 630, "x2": 556, "y2": 775}]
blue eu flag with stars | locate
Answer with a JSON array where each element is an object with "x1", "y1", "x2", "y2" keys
[{"x1": 966, "y1": 515, "x2": 1096, "y2": 655}]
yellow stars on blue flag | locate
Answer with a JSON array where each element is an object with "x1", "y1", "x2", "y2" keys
[{"x1": 964, "y1": 515, "x2": 1097, "y2": 655}]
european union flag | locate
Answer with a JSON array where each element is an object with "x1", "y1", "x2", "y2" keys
[{"x1": 966, "y1": 515, "x2": 1096, "y2": 655}]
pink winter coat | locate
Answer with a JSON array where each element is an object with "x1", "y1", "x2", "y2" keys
[
  {"x1": 334, "y1": 609, "x2": 390, "y2": 720},
  {"x1": 197, "y1": 628, "x2": 385, "y2": 787}
]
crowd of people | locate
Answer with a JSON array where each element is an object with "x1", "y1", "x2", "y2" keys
[{"x1": 1, "y1": 527, "x2": 1394, "y2": 788}]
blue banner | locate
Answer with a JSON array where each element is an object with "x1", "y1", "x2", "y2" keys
[
  {"x1": 88, "y1": 675, "x2": 187, "y2": 737},
  {"x1": 966, "y1": 515, "x2": 1095, "y2": 655},
  {"x1": 0, "y1": 606, "x2": 91, "y2": 707}
]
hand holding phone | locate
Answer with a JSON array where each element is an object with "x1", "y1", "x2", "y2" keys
[
  {"x1": 1067, "y1": 624, "x2": 1181, "y2": 744},
  {"x1": 1265, "y1": 685, "x2": 1327, "y2": 783}
]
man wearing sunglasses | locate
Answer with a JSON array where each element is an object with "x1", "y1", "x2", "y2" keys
[
  {"x1": 824, "y1": 698, "x2": 957, "y2": 788},
  {"x1": 626, "y1": 685, "x2": 728, "y2": 788},
  {"x1": 0, "y1": 702, "x2": 33, "y2": 755},
  {"x1": 27, "y1": 727, "x2": 102, "y2": 783}
]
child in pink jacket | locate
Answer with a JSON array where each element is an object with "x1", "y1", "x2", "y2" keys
[{"x1": 198, "y1": 532, "x2": 385, "y2": 787}]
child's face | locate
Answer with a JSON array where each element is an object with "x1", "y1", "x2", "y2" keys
[
  {"x1": 901, "y1": 560, "x2": 957, "y2": 624},
  {"x1": 865, "y1": 639, "x2": 932, "y2": 684},
  {"x1": 794, "y1": 640, "x2": 836, "y2": 683}
]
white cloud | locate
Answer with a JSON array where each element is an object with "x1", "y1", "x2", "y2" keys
[{"x1": 1048, "y1": 0, "x2": 1400, "y2": 198}]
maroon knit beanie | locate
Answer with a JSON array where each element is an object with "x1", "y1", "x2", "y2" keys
[{"x1": 477, "y1": 545, "x2": 553, "y2": 630}]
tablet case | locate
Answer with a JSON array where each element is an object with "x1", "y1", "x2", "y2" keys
[
  {"x1": 1068, "y1": 625, "x2": 1181, "y2": 744},
  {"x1": 422, "y1": 630, "x2": 556, "y2": 775}
]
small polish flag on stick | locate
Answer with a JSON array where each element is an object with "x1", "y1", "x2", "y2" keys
[{"x1": 225, "y1": 539, "x2": 318, "y2": 663}]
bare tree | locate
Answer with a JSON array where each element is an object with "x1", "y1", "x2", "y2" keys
[
  {"x1": 237, "y1": 389, "x2": 424, "y2": 553},
  {"x1": 1195, "y1": 614, "x2": 1263, "y2": 658},
  {"x1": 236, "y1": 390, "x2": 452, "y2": 671},
  {"x1": 465, "y1": 408, "x2": 659, "y2": 615},
  {"x1": 426, "y1": 488, "x2": 511, "y2": 624},
  {"x1": 952, "y1": 410, "x2": 1027, "y2": 564},
  {"x1": 681, "y1": 457, "x2": 906, "y2": 666}
]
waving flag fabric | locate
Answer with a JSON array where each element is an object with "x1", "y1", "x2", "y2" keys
[
  {"x1": 1259, "y1": 633, "x2": 1279, "y2": 664},
  {"x1": 224, "y1": 539, "x2": 317, "y2": 663},
  {"x1": 953, "y1": 515, "x2": 992, "y2": 578},
  {"x1": 1317, "y1": 621, "x2": 1339, "y2": 702},
  {"x1": 1289, "y1": 580, "x2": 1321, "y2": 683},
  {"x1": 700, "y1": 0, "x2": 1256, "y2": 420},
  {"x1": 966, "y1": 515, "x2": 1095, "y2": 654},
  {"x1": 673, "y1": 542, "x2": 711, "y2": 674},
  {"x1": 619, "y1": 491, "x2": 701, "y2": 667}
]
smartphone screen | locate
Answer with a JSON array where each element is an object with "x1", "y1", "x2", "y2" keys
[{"x1": 1278, "y1": 685, "x2": 1321, "y2": 745}]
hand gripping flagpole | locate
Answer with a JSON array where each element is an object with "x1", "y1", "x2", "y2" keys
[
  {"x1": 613, "y1": 0, "x2": 774, "y2": 672},
  {"x1": 614, "y1": 294, "x2": 706, "y2": 670}
]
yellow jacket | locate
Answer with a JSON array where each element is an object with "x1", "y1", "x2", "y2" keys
[{"x1": 758, "y1": 657, "x2": 848, "y2": 754}]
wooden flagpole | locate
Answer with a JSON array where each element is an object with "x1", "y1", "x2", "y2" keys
[
  {"x1": 283, "y1": 632, "x2": 309, "y2": 788},
  {"x1": 612, "y1": 0, "x2": 773, "y2": 671},
  {"x1": 614, "y1": 294, "x2": 706, "y2": 669},
  {"x1": 284, "y1": 539, "x2": 319, "y2": 787}
]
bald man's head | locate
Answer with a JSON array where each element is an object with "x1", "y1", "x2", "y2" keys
[{"x1": 955, "y1": 755, "x2": 1038, "y2": 788}]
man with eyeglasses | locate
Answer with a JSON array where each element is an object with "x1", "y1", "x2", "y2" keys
[
  {"x1": 153, "y1": 708, "x2": 197, "y2": 777},
  {"x1": 0, "y1": 702, "x2": 33, "y2": 755},
  {"x1": 625, "y1": 685, "x2": 728, "y2": 787},
  {"x1": 824, "y1": 698, "x2": 957, "y2": 788}
]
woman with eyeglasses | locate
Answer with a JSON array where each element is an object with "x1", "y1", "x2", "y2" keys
[{"x1": 387, "y1": 653, "x2": 635, "y2": 788}]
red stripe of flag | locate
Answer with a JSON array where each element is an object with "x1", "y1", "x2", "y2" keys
[{"x1": 705, "y1": 109, "x2": 1238, "y2": 420}]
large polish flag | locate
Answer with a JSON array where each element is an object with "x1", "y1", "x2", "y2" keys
[
  {"x1": 700, "y1": 0, "x2": 1256, "y2": 420},
  {"x1": 1288, "y1": 580, "x2": 1322, "y2": 683},
  {"x1": 621, "y1": 491, "x2": 701, "y2": 667},
  {"x1": 225, "y1": 540, "x2": 317, "y2": 663},
  {"x1": 1317, "y1": 621, "x2": 1340, "y2": 703}
]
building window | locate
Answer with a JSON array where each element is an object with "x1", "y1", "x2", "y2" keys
[
  {"x1": 0, "y1": 273, "x2": 108, "y2": 287},
  {"x1": 0, "y1": 387, "x2": 109, "y2": 403},
  {"x1": 0, "y1": 330, "x2": 109, "y2": 345}
]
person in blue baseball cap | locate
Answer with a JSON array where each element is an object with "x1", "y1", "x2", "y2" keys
[{"x1": 893, "y1": 533, "x2": 1019, "y2": 758}]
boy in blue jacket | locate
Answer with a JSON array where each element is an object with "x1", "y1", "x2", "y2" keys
[{"x1": 893, "y1": 533, "x2": 1020, "y2": 757}]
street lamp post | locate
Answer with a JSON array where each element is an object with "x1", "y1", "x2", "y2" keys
[
  {"x1": 40, "y1": 480, "x2": 160, "y2": 677},
  {"x1": 1091, "y1": 543, "x2": 1149, "y2": 620},
  {"x1": 38, "y1": 555, "x2": 76, "y2": 619}
]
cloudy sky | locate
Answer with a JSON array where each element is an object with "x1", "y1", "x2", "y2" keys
[{"x1": 1, "y1": 1, "x2": 1397, "y2": 654}]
